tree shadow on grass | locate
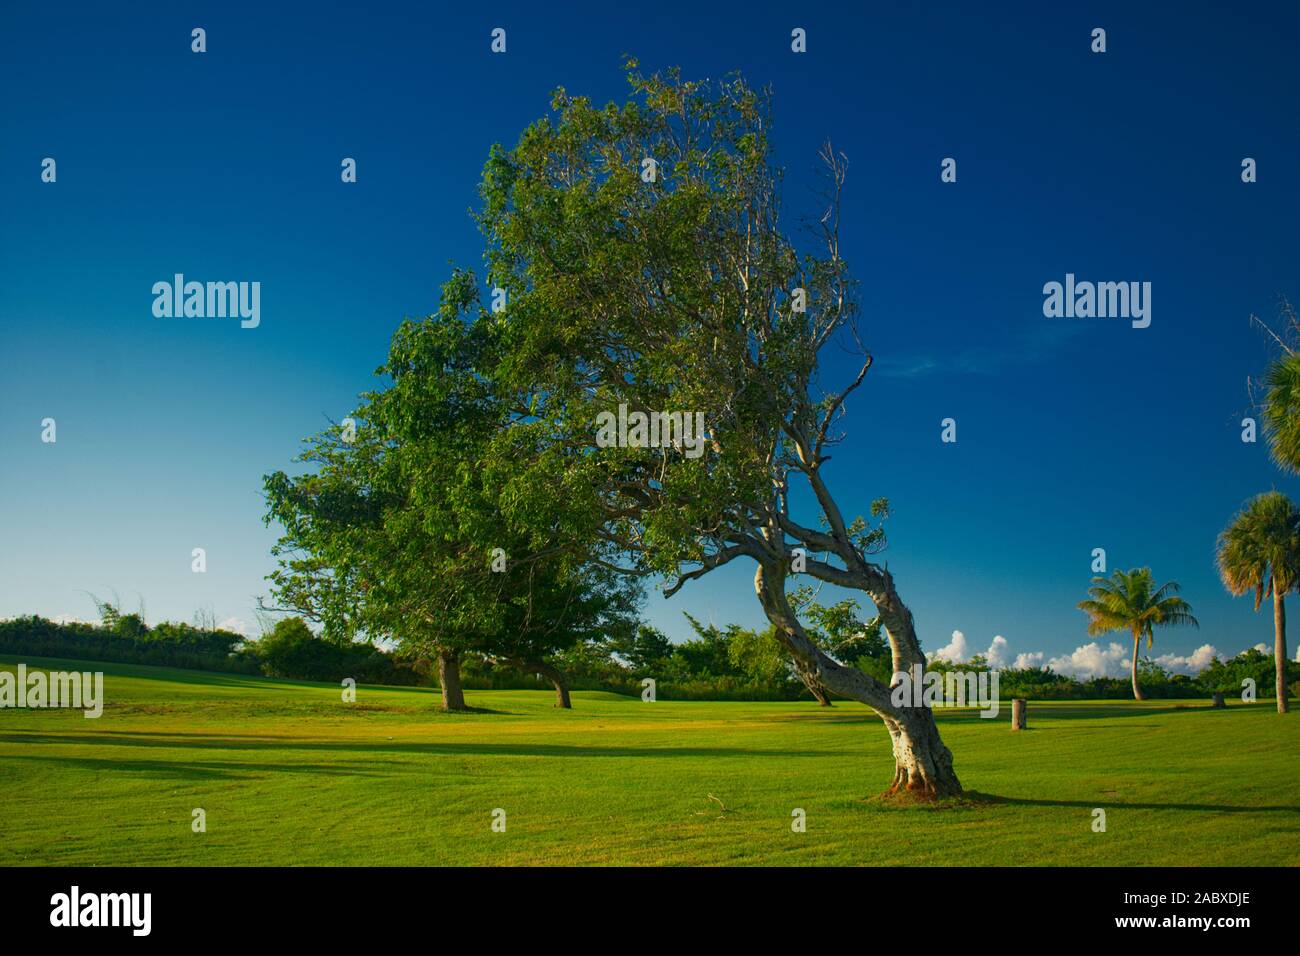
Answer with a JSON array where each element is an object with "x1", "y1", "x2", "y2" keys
[
  {"x1": 769, "y1": 712, "x2": 876, "y2": 724},
  {"x1": 0, "y1": 730, "x2": 846, "y2": 760},
  {"x1": 962, "y1": 790, "x2": 1300, "y2": 815},
  {"x1": 936, "y1": 704, "x2": 1245, "y2": 723},
  {"x1": 772, "y1": 703, "x2": 1238, "y2": 725},
  {"x1": 8, "y1": 656, "x2": 450, "y2": 697},
  {"x1": 5, "y1": 752, "x2": 395, "y2": 781}
]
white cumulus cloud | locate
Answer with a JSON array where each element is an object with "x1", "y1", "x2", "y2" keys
[
  {"x1": 1046, "y1": 641, "x2": 1130, "y2": 679},
  {"x1": 929, "y1": 630, "x2": 971, "y2": 664},
  {"x1": 929, "y1": 634, "x2": 1230, "y2": 678},
  {"x1": 929, "y1": 631, "x2": 1017, "y2": 667},
  {"x1": 1154, "y1": 643, "x2": 1219, "y2": 676},
  {"x1": 985, "y1": 635, "x2": 1010, "y2": 668},
  {"x1": 1013, "y1": 651, "x2": 1046, "y2": 669},
  {"x1": 217, "y1": 617, "x2": 249, "y2": 636}
]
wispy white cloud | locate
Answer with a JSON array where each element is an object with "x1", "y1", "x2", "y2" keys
[{"x1": 876, "y1": 322, "x2": 1087, "y2": 379}]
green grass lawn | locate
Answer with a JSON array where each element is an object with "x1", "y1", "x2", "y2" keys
[{"x1": 1, "y1": 656, "x2": 1297, "y2": 866}]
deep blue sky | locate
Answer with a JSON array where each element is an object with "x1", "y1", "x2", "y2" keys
[{"x1": 2, "y1": 2, "x2": 1298, "y2": 676}]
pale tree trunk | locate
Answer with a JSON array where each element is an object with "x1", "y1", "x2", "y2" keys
[
  {"x1": 1130, "y1": 635, "x2": 1145, "y2": 701},
  {"x1": 879, "y1": 709, "x2": 962, "y2": 795},
  {"x1": 437, "y1": 649, "x2": 467, "y2": 711},
  {"x1": 1274, "y1": 592, "x2": 1289, "y2": 714},
  {"x1": 754, "y1": 561, "x2": 961, "y2": 799}
]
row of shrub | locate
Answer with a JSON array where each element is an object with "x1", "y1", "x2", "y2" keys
[
  {"x1": 916, "y1": 652, "x2": 1298, "y2": 700},
  {"x1": 0, "y1": 615, "x2": 419, "y2": 685},
  {"x1": 0, "y1": 614, "x2": 843, "y2": 699},
  {"x1": 0, "y1": 615, "x2": 262, "y2": 674},
  {"x1": 3, "y1": 613, "x2": 1294, "y2": 702},
  {"x1": 252, "y1": 617, "x2": 422, "y2": 684}
]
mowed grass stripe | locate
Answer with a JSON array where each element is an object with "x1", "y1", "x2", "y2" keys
[{"x1": 1, "y1": 658, "x2": 1296, "y2": 865}]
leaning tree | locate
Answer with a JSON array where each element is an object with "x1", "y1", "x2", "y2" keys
[{"x1": 457, "y1": 63, "x2": 964, "y2": 797}]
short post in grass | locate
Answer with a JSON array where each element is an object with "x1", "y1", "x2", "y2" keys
[
  {"x1": 1011, "y1": 698, "x2": 1027, "y2": 730},
  {"x1": 1212, "y1": 693, "x2": 1225, "y2": 709}
]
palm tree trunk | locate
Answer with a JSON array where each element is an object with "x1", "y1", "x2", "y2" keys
[
  {"x1": 1274, "y1": 592, "x2": 1290, "y2": 714},
  {"x1": 1130, "y1": 634, "x2": 1145, "y2": 701}
]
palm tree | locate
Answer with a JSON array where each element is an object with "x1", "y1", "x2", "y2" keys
[
  {"x1": 1216, "y1": 491, "x2": 1298, "y2": 714},
  {"x1": 1262, "y1": 351, "x2": 1300, "y2": 474},
  {"x1": 1077, "y1": 568, "x2": 1198, "y2": 701}
]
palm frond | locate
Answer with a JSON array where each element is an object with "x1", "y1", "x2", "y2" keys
[
  {"x1": 1077, "y1": 567, "x2": 1197, "y2": 649},
  {"x1": 1216, "y1": 490, "x2": 1300, "y2": 610},
  {"x1": 1264, "y1": 354, "x2": 1300, "y2": 474}
]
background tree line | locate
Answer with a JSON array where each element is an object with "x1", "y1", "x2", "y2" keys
[{"x1": 4, "y1": 606, "x2": 1293, "y2": 702}]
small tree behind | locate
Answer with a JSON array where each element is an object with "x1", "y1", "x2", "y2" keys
[{"x1": 1077, "y1": 568, "x2": 1198, "y2": 701}]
